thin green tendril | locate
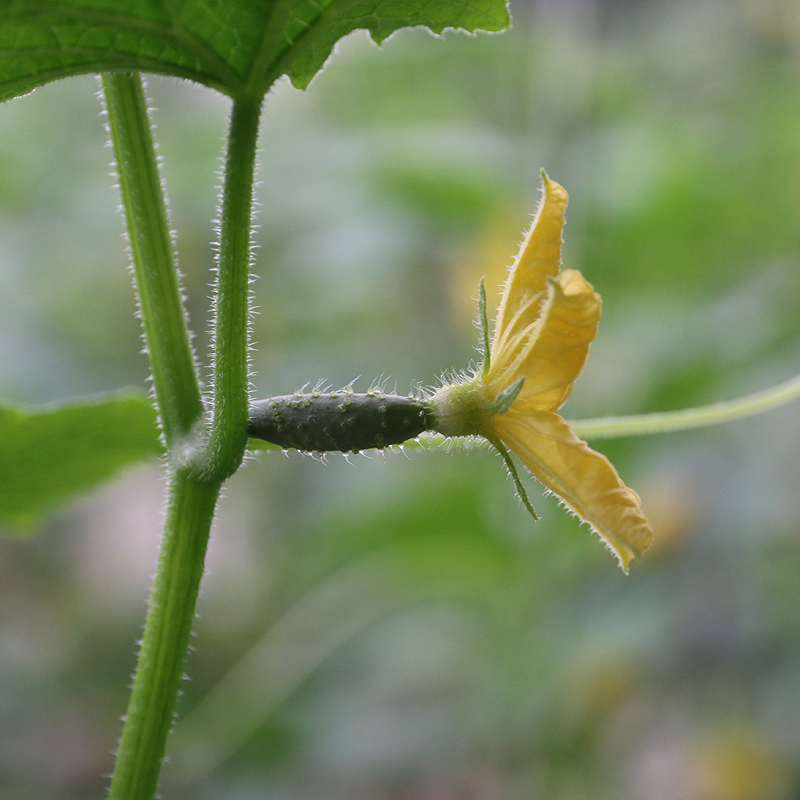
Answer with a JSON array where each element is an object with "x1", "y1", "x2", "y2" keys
[{"x1": 570, "y1": 372, "x2": 800, "y2": 440}]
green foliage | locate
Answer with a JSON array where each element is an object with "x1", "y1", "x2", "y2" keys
[
  {"x1": 0, "y1": 0, "x2": 510, "y2": 528},
  {"x1": 0, "y1": 0, "x2": 509, "y2": 102},
  {"x1": 0, "y1": 393, "x2": 159, "y2": 530},
  {"x1": 8, "y1": 2, "x2": 800, "y2": 799},
  {"x1": 0, "y1": 2, "x2": 513, "y2": 797}
]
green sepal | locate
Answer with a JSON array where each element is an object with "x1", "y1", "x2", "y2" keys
[
  {"x1": 478, "y1": 279, "x2": 491, "y2": 379},
  {"x1": 488, "y1": 435, "x2": 538, "y2": 521},
  {"x1": 491, "y1": 377, "x2": 525, "y2": 415}
]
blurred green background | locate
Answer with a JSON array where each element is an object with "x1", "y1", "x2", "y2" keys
[{"x1": 2, "y1": 1, "x2": 800, "y2": 798}]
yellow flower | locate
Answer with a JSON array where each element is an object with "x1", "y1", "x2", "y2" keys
[{"x1": 431, "y1": 174, "x2": 653, "y2": 571}]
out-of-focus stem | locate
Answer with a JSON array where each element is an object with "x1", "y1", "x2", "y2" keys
[{"x1": 570, "y1": 372, "x2": 800, "y2": 439}]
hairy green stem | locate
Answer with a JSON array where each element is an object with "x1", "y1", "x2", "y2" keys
[
  {"x1": 108, "y1": 473, "x2": 219, "y2": 800},
  {"x1": 103, "y1": 73, "x2": 262, "y2": 799},
  {"x1": 205, "y1": 97, "x2": 261, "y2": 481},
  {"x1": 103, "y1": 71, "x2": 213, "y2": 800},
  {"x1": 101, "y1": 73, "x2": 203, "y2": 447}
]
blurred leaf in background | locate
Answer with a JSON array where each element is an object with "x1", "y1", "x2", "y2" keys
[
  {"x1": 0, "y1": 393, "x2": 159, "y2": 531},
  {"x1": 2, "y1": 1, "x2": 800, "y2": 799}
]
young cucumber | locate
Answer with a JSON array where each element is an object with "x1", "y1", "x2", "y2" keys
[{"x1": 248, "y1": 391, "x2": 434, "y2": 452}]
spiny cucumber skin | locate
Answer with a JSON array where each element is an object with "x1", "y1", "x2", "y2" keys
[{"x1": 248, "y1": 392, "x2": 435, "y2": 452}]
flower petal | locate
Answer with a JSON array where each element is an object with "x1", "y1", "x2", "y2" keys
[
  {"x1": 490, "y1": 175, "x2": 568, "y2": 374},
  {"x1": 499, "y1": 269, "x2": 601, "y2": 412},
  {"x1": 492, "y1": 410, "x2": 654, "y2": 571}
]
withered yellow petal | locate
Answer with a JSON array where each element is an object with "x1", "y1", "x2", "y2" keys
[
  {"x1": 491, "y1": 175, "x2": 568, "y2": 364},
  {"x1": 490, "y1": 269, "x2": 601, "y2": 412},
  {"x1": 492, "y1": 410, "x2": 654, "y2": 571}
]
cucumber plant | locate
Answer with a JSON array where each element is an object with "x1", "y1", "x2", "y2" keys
[
  {"x1": 0, "y1": 3, "x2": 510, "y2": 797},
  {"x1": 4, "y1": 4, "x2": 800, "y2": 798}
]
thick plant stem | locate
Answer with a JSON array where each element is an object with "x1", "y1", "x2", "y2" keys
[
  {"x1": 108, "y1": 472, "x2": 219, "y2": 800},
  {"x1": 205, "y1": 97, "x2": 262, "y2": 481},
  {"x1": 101, "y1": 72, "x2": 204, "y2": 447},
  {"x1": 102, "y1": 73, "x2": 262, "y2": 799}
]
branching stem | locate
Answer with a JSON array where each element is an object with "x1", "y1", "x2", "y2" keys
[{"x1": 102, "y1": 73, "x2": 261, "y2": 800}]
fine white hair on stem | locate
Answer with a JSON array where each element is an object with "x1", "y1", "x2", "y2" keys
[{"x1": 97, "y1": 74, "x2": 208, "y2": 446}]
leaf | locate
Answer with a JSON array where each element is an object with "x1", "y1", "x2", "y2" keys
[
  {"x1": 0, "y1": 392, "x2": 161, "y2": 532},
  {"x1": 0, "y1": 0, "x2": 510, "y2": 102}
]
